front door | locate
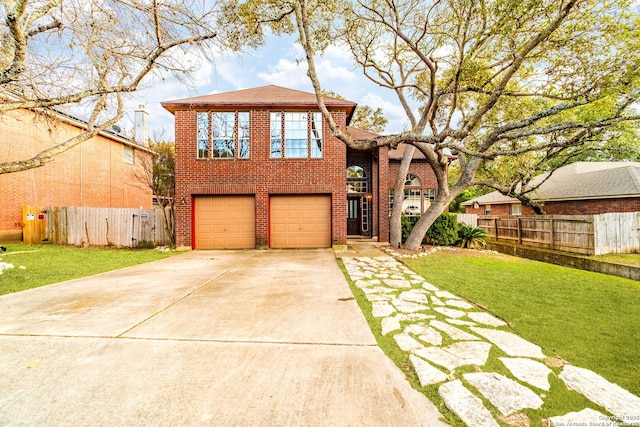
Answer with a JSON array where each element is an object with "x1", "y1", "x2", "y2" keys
[{"x1": 347, "y1": 197, "x2": 361, "y2": 235}]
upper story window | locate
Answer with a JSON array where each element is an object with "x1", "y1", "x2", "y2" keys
[
  {"x1": 270, "y1": 112, "x2": 323, "y2": 159},
  {"x1": 197, "y1": 112, "x2": 209, "y2": 159},
  {"x1": 123, "y1": 146, "x2": 134, "y2": 164},
  {"x1": 197, "y1": 111, "x2": 250, "y2": 159},
  {"x1": 347, "y1": 165, "x2": 368, "y2": 193}
]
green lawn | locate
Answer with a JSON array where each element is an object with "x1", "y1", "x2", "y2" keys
[
  {"x1": 0, "y1": 244, "x2": 177, "y2": 295},
  {"x1": 590, "y1": 253, "x2": 640, "y2": 267},
  {"x1": 404, "y1": 249, "x2": 640, "y2": 397}
]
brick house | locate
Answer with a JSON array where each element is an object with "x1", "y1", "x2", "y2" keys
[
  {"x1": 0, "y1": 105, "x2": 155, "y2": 242},
  {"x1": 462, "y1": 162, "x2": 640, "y2": 216},
  {"x1": 162, "y1": 85, "x2": 438, "y2": 249}
]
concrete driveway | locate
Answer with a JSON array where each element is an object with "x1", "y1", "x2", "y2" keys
[{"x1": 0, "y1": 249, "x2": 447, "y2": 426}]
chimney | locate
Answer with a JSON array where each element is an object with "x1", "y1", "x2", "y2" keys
[{"x1": 134, "y1": 104, "x2": 149, "y2": 146}]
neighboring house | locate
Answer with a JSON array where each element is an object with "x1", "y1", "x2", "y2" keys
[
  {"x1": 0, "y1": 104, "x2": 155, "y2": 243},
  {"x1": 162, "y1": 85, "x2": 439, "y2": 249},
  {"x1": 462, "y1": 161, "x2": 640, "y2": 216}
]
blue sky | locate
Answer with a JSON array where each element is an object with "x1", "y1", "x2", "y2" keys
[{"x1": 123, "y1": 32, "x2": 410, "y2": 140}]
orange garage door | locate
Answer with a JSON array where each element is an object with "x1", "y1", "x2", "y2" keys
[
  {"x1": 194, "y1": 196, "x2": 255, "y2": 249},
  {"x1": 270, "y1": 195, "x2": 331, "y2": 248}
]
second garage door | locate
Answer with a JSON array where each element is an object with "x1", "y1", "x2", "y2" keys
[
  {"x1": 194, "y1": 196, "x2": 255, "y2": 249},
  {"x1": 270, "y1": 195, "x2": 331, "y2": 248}
]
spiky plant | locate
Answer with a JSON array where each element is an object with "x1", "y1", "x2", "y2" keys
[{"x1": 458, "y1": 224, "x2": 488, "y2": 249}]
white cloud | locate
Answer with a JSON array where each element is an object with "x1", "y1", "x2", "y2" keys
[
  {"x1": 360, "y1": 92, "x2": 411, "y2": 134},
  {"x1": 257, "y1": 57, "x2": 357, "y2": 87},
  {"x1": 257, "y1": 58, "x2": 309, "y2": 87},
  {"x1": 257, "y1": 41, "x2": 357, "y2": 88}
]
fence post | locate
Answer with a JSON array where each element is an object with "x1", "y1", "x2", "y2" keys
[
  {"x1": 517, "y1": 218, "x2": 522, "y2": 245},
  {"x1": 494, "y1": 218, "x2": 499, "y2": 242},
  {"x1": 549, "y1": 218, "x2": 555, "y2": 250}
]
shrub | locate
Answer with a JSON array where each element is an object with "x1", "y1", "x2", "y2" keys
[
  {"x1": 425, "y1": 213, "x2": 460, "y2": 246},
  {"x1": 401, "y1": 214, "x2": 419, "y2": 243},
  {"x1": 457, "y1": 224, "x2": 488, "y2": 249}
]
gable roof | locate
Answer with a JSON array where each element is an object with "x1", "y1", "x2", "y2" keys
[
  {"x1": 161, "y1": 85, "x2": 357, "y2": 121},
  {"x1": 462, "y1": 161, "x2": 640, "y2": 205}
]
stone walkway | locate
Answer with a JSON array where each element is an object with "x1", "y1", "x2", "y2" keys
[{"x1": 339, "y1": 247, "x2": 640, "y2": 427}]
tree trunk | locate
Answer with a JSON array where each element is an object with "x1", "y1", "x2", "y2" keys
[
  {"x1": 403, "y1": 200, "x2": 451, "y2": 250},
  {"x1": 389, "y1": 145, "x2": 415, "y2": 247},
  {"x1": 159, "y1": 201, "x2": 176, "y2": 247}
]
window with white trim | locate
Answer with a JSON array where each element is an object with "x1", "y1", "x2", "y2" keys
[
  {"x1": 388, "y1": 173, "x2": 438, "y2": 216},
  {"x1": 347, "y1": 165, "x2": 368, "y2": 193},
  {"x1": 212, "y1": 112, "x2": 235, "y2": 158},
  {"x1": 197, "y1": 112, "x2": 250, "y2": 159},
  {"x1": 270, "y1": 112, "x2": 323, "y2": 158},
  {"x1": 197, "y1": 112, "x2": 209, "y2": 159}
]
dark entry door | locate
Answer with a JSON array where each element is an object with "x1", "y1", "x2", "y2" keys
[{"x1": 347, "y1": 197, "x2": 361, "y2": 235}]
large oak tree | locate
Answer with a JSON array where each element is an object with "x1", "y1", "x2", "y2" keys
[{"x1": 241, "y1": 0, "x2": 640, "y2": 248}]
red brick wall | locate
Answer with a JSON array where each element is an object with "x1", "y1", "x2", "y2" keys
[
  {"x1": 174, "y1": 109, "x2": 348, "y2": 249},
  {"x1": 466, "y1": 198, "x2": 640, "y2": 216},
  {"x1": 542, "y1": 198, "x2": 640, "y2": 215},
  {"x1": 375, "y1": 147, "x2": 389, "y2": 242},
  {"x1": 0, "y1": 109, "x2": 153, "y2": 242},
  {"x1": 387, "y1": 160, "x2": 438, "y2": 189},
  {"x1": 465, "y1": 204, "x2": 519, "y2": 216}
]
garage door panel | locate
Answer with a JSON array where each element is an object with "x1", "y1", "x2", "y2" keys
[
  {"x1": 195, "y1": 196, "x2": 255, "y2": 249},
  {"x1": 270, "y1": 195, "x2": 331, "y2": 249}
]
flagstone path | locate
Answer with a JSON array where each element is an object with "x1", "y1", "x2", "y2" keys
[{"x1": 341, "y1": 251, "x2": 640, "y2": 427}]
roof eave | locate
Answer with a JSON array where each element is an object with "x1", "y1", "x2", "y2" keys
[{"x1": 161, "y1": 101, "x2": 356, "y2": 117}]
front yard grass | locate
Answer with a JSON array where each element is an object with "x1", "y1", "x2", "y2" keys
[
  {"x1": 0, "y1": 243, "x2": 177, "y2": 295},
  {"x1": 404, "y1": 249, "x2": 640, "y2": 398},
  {"x1": 589, "y1": 253, "x2": 640, "y2": 267}
]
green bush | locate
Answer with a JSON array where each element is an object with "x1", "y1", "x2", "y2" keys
[
  {"x1": 457, "y1": 223, "x2": 488, "y2": 249},
  {"x1": 401, "y1": 214, "x2": 419, "y2": 243},
  {"x1": 400, "y1": 213, "x2": 461, "y2": 247},
  {"x1": 424, "y1": 213, "x2": 460, "y2": 246}
]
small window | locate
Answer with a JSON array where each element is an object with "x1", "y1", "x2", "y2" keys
[
  {"x1": 405, "y1": 173, "x2": 421, "y2": 186},
  {"x1": 347, "y1": 165, "x2": 368, "y2": 193},
  {"x1": 403, "y1": 188, "x2": 421, "y2": 216},
  {"x1": 212, "y1": 112, "x2": 235, "y2": 158},
  {"x1": 310, "y1": 112, "x2": 323, "y2": 158},
  {"x1": 270, "y1": 112, "x2": 282, "y2": 158},
  {"x1": 238, "y1": 112, "x2": 250, "y2": 158},
  {"x1": 197, "y1": 112, "x2": 209, "y2": 159},
  {"x1": 510, "y1": 204, "x2": 522, "y2": 215},
  {"x1": 347, "y1": 165, "x2": 366, "y2": 178},
  {"x1": 123, "y1": 146, "x2": 134, "y2": 164},
  {"x1": 485, "y1": 204, "x2": 492, "y2": 216}
]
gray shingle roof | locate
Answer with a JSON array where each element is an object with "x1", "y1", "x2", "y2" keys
[{"x1": 463, "y1": 162, "x2": 640, "y2": 205}]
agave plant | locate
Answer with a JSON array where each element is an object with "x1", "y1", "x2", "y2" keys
[{"x1": 458, "y1": 224, "x2": 488, "y2": 249}]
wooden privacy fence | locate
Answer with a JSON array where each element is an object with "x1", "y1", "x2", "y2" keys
[
  {"x1": 456, "y1": 213, "x2": 478, "y2": 227},
  {"x1": 23, "y1": 206, "x2": 172, "y2": 247},
  {"x1": 593, "y1": 212, "x2": 640, "y2": 255},
  {"x1": 478, "y1": 212, "x2": 640, "y2": 255}
]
